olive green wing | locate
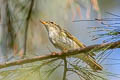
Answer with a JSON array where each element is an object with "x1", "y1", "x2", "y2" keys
[
  {"x1": 63, "y1": 29, "x2": 95, "y2": 56},
  {"x1": 63, "y1": 29, "x2": 86, "y2": 48}
]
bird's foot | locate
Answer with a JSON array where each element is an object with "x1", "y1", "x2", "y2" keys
[
  {"x1": 51, "y1": 52, "x2": 58, "y2": 55},
  {"x1": 62, "y1": 48, "x2": 68, "y2": 53}
]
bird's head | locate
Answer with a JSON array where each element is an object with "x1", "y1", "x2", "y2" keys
[{"x1": 40, "y1": 20, "x2": 61, "y2": 33}]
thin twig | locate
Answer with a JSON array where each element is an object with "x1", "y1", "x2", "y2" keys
[
  {"x1": 72, "y1": 18, "x2": 120, "y2": 22},
  {"x1": 24, "y1": 0, "x2": 34, "y2": 56},
  {"x1": 105, "y1": 12, "x2": 120, "y2": 17},
  {"x1": 0, "y1": 40, "x2": 120, "y2": 69},
  {"x1": 63, "y1": 57, "x2": 67, "y2": 80}
]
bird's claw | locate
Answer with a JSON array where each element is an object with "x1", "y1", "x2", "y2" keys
[{"x1": 51, "y1": 52, "x2": 57, "y2": 55}]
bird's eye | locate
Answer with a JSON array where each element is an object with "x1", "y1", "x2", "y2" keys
[{"x1": 51, "y1": 22, "x2": 54, "y2": 24}]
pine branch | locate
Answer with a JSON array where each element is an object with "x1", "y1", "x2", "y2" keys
[{"x1": 0, "y1": 40, "x2": 120, "y2": 69}]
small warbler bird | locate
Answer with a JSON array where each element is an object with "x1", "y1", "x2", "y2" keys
[{"x1": 40, "y1": 20, "x2": 103, "y2": 71}]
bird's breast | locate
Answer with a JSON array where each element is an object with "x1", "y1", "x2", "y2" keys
[{"x1": 48, "y1": 31, "x2": 80, "y2": 51}]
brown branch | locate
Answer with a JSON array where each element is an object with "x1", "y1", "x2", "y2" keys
[
  {"x1": 0, "y1": 40, "x2": 120, "y2": 69},
  {"x1": 24, "y1": 0, "x2": 34, "y2": 56}
]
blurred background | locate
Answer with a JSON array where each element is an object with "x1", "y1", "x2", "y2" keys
[{"x1": 0, "y1": 0, "x2": 120, "y2": 80}]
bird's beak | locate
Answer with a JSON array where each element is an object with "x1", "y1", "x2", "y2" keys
[{"x1": 40, "y1": 20, "x2": 47, "y2": 25}]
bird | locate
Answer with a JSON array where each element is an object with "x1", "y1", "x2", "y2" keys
[{"x1": 40, "y1": 20, "x2": 103, "y2": 71}]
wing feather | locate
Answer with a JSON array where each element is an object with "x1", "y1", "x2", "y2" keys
[
  {"x1": 63, "y1": 29, "x2": 95, "y2": 56},
  {"x1": 63, "y1": 29, "x2": 86, "y2": 48}
]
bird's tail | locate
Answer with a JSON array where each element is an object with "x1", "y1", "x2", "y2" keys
[{"x1": 75, "y1": 54, "x2": 103, "y2": 71}]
